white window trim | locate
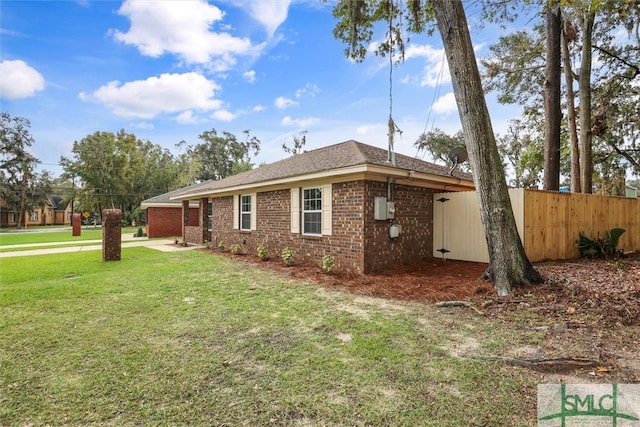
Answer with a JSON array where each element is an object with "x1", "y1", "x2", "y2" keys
[
  {"x1": 235, "y1": 193, "x2": 256, "y2": 231},
  {"x1": 299, "y1": 184, "x2": 332, "y2": 236},
  {"x1": 240, "y1": 195, "x2": 251, "y2": 231}
]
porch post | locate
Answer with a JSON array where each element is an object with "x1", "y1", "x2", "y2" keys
[
  {"x1": 200, "y1": 197, "x2": 209, "y2": 243},
  {"x1": 182, "y1": 200, "x2": 189, "y2": 243}
]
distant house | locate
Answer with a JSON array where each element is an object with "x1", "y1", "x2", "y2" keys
[
  {"x1": 0, "y1": 195, "x2": 72, "y2": 228},
  {"x1": 140, "y1": 185, "x2": 203, "y2": 238},
  {"x1": 169, "y1": 140, "x2": 474, "y2": 273}
]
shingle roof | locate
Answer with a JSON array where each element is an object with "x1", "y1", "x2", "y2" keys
[
  {"x1": 171, "y1": 140, "x2": 473, "y2": 199},
  {"x1": 141, "y1": 181, "x2": 214, "y2": 206},
  {"x1": 49, "y1": 195, "x2": 67, "y2": 210}
]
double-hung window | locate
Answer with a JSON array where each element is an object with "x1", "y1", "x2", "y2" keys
[
  {"x1": 291, "y1": 185, "x2": 332, "y2": 236},
  {"x1": 233, "y1": 193, "x2": 256, "y2": 231},
  {"x1": 302, "y1": 187, "x2": 322, "y2": 235},
  {"x1": 240, "y1": 195, "x2": 251, "y2": 231}
]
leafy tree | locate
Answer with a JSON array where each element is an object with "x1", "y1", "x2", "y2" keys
[
  {"x1": 182, "y1": 129, "x2": 260, "y2": 181},
  {"x1": 414, "y1": 128, "x2": 470, "y2": 173},
  {"x1": 330, "y1": 0, "x2": 542, "y2": 296},
  {"x1": 27, "y1": 170, "x2": 54, "y2": 225},
  {"x1": 496, "y1": 119, "x2": 545, "y2": 188},
  {"x1": 282, "y1": 130, "x2": 307, "y2": 156},
  {"x1": 481, "y1": 0, "x2": 640, "y2": 192},
  {"x1": 0, "y1": 112, "x2": 40, "y2": 228},
  {"x1": 61, "y1": 130, "x2": 180, "y2": 223}
]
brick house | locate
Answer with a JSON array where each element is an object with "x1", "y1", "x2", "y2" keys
[
  {"x1": 140, "y1": 185, "x2": 203, "y2": 238},
  {"x1": 171, "y1": 140, "x2": 474, "y2": 274}
]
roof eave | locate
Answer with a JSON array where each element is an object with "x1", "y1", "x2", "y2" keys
[{"x1": 171, "y1": 163, "x2": 474, "y2": 200}]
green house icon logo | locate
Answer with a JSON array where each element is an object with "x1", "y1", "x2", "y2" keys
[{"x1": 538, "y1": 384, "x2": 640, "y2": 426}]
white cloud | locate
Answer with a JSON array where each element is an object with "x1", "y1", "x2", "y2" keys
[
  {"x1": 356, "y1": 125, "x2": 371, "y2": 135},
  {"x1": 176, "y1": 110, "x2": 200, "y2": 124},
  {"x1": 83, "y1": 72, "x2": 222, "y2": 119},
  {"x1": 229, "y1": 0, "x2": 291, "y2": 37},
  {"x1": 130, "y1": 121, "x2": 154, "y2": 130},
  {"x1": 275, "y1": 96, "x2": 298, "y2": 109},
  {"x1": 243, "y1": 70, "x2": 256, "y2": 83},
  {"x1": 295, "y1": 83, "x2": 320, "y2": 99},
  {"x1": 281, "y1": 116, "x2": 319, "y2": 128},
  {"x1": 0, "y1": 60, "x2": 45, "y2": 99},
  {"x1": 432, "y1": 92, "x2": 458, "y2": 115},
  {"x1": 253, "y1": 105, "x2": 266, "y2": 112},
  {"x1": 211, "y1": 109, "x2": 235, "y2": 121},
  {"x1": 112, "y1": 0, "x2": 260, "y2": 68}
]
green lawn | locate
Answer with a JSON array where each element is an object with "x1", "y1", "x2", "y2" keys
[
  {"x1": 0, "y1": 229, "x2": 104, "y2": 246},
  {"x1": 0, "y1": 228, "x2": 149, "y2": 252},
  {"x1": 0, "y1": 248, "x2": 539, "y2": 426}
]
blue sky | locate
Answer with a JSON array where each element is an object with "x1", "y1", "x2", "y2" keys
[{"x1": 1, "y1": 0, "x2": 530, "y2": 177}]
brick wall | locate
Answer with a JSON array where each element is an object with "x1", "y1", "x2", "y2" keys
[
  {"x1": 205, "y1": 179, "x2": 434, "y2": 274},
  {"x1": 146, "y1": 206, "x2": 199, "y2": 238},
  {"x1": 363, "y1": 181, "x2": 434, "y2": 273}
]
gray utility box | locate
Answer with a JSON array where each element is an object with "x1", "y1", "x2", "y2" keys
[{"x1": 374, "y1": 197, "x2": 396, "y2": 220}]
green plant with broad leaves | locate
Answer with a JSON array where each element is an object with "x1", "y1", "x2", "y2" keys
[{"x1": 577, "y1": 227, "x2": 626, "y2": 259}]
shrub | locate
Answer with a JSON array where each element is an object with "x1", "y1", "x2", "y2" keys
[
  {"x1": 577, "y1": 228, "x2": 626, "y2": 259},
  {"x1": 257, "y1": 244, "x2": 268, "y2": 260},
  {"x1": 322, "y1": 255, "x2": 335, "y2": 272},
  {"x1": 230, "y1": 244, "x2": 242, "y2": 255},
  {"x1": 218, "y1": 240, "x2": 225, "y2": 251},
  {"x1": 134, "y1": 227, "x2": 145, "y2": 237},
  {"x1": 281, "y1": 247, "x2": 295, "y2": 266},
  {"x1": 204, "y1": 240, "x2": 211, "y2": 249}
]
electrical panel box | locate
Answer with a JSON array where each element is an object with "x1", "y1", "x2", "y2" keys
[
  {"x1": 374, "y1": 197, "x2": 397, "y2": 220},
  {"x1": 374, "y1": 197, "x2": 387, "y2": 220}
]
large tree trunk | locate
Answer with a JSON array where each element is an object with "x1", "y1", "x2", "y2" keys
[
  {"x1": 562, "y1": 18, "x2": 581, "y2": 193},
  {"x1": 543, "y1": 3, "x2": 562, "y2": 191},
  {"x1": 579, "y1": 8, "x2": 595, "y2": 193},
  {"x1": 432, "y1": 0, "x2": 542, "y2": 296}
]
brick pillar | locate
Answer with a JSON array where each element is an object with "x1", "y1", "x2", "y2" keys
[
  {"x1": 72, "y1": 212, "x2": 82, "y2": 236},
  {"x1": 182, "y1": 200, "x2": 189, "y2": 243},
  {"x1": 200, "y1": 197, "x2": 209, "y2": 243},
  {"x1": 102, "y1": 209, "x2": 122, "y2": 262}
]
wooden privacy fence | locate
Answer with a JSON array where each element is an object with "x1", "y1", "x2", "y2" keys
[{"x1": 433, "y1": 189, "x2": 640, "y2": 263}]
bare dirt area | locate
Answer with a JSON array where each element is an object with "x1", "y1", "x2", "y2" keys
[{"x1": 203, "y1": 248, "x2": 640, "y2": 382}]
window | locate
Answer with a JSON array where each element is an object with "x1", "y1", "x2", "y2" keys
[
  {"x1": 303, "y1": 187, "x2": 322, "y2": 235},
  {"x1": 240, "y1": 195, "x2": 251, "y2": 231},
  {"x1": 9, "y1": 213, "x2": 16, "y2": 223},
  {"x1": 291, "y1": 185, "x2": 332, "y2": 236},
  {"x1": 30, "y1": 212, "x2": 38, "y2": 221}
]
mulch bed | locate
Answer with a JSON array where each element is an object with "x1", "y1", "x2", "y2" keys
[{"x1": 202, "y1": 249, "x2": 640, "y2": 327}]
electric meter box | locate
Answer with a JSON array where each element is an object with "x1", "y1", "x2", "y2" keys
[{"x1": 374, "y1": 197, "x2": 396, "y2": 220}]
